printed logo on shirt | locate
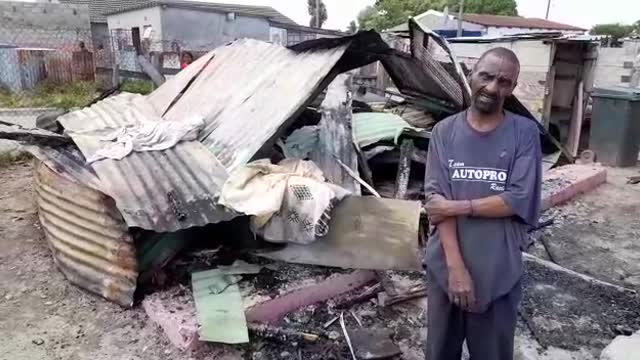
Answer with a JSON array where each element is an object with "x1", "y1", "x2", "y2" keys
[{"x1": 448, "y1": 160, "x2": 507, "y2": 192}]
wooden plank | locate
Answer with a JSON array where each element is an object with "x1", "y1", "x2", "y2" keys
[
  {"x1": 542, "y1": 66, "x2": 556, "y2": 129},
  {"x1": 137, "y1": 55, "x2": 165, "y2": 87},
  {"x1": 257, "y1": 196, "x2": 422, "y2": 271},
  {"x1": 567, "y1": 81, "x2": 585, "y2": 157}
]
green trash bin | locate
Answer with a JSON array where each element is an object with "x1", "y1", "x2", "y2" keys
[{"x1": 589, "y1": 87, "x2": 640, "y2": 167}]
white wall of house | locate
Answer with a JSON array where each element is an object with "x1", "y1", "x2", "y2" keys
[
  {"x1": 107, "y1": 6, "x2": 163, "y2": 41},
  {"x1": 417, "y1": 13, "x2": 484, "y2": 32},
  {"x1": 594, "y1": 40, "x2": 640, "y2": 88}
]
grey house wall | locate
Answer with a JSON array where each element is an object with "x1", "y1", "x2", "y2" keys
[
  {"x1": 107, "y1": 6, "x2": 164, "y2": 42},
  {"x1": 161, "y1": 7, "x2": 270, "y2": 50},
  {"x1": 91, "y1": 23, "x2": 110, "y2": 50},
  {"x1": 0, "y1": 1, "x2": 92, "y2": 49}
]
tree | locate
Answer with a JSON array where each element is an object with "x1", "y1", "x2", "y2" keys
[
  {"x1": 454, "y1": 0, "x2": 518, "y2": 16},
  {"x1": 591, "y1": 23, "x2": 633, "y2": 41},
  {"x1": 307, "y1": 0, "x2": 328, "y2": 28},
  {"x1": 357, "y1": 0, "x2": 518, "y2": 32},
  {"x1": 347, "y1": 20, "x2": 358, "y2": 34}
]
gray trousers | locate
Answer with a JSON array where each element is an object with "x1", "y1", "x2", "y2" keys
[{"x1": 426, "y1": 272, "x2": 522, "y2": 360}]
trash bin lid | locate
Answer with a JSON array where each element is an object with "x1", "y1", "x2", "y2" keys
[{"x1": 592, "y1": 87, "x2": 640, "y2": 101}]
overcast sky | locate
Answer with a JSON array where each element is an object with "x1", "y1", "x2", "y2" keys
[{"x1": 199, "y1": 0, "x2": 639, "y2": 31}]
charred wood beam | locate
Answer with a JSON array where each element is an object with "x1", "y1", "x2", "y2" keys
[{"x1": 394, "y1": 139, "x2": 415, "y2": 200}]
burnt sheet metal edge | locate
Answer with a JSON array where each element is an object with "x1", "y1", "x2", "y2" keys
[
  {"x1": 24, "y1": 145, "x2": 103, "y2": 192},
  {"x1": 35, "y1": 161, "x2": 138, "y2": 307},
  {"x1": 290, "y1": 30, "x2": 466, "y2": 109},
  {"x1": 409, "y1": 19, "x2": 472, "y2": 106},
  {"x1": 58, "y1": 93, "x2": 237, "y2": 232}
]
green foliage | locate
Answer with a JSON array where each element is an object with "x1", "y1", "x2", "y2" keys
[
  {"x1": 357, "y1": 0, "x2": 518, "y2": 31},
  {"x1": 591, "y1": 23, "x2": 634, "y2": 40},
  {"x1": 0, "y1": 152, "x2": 32, "y2": 169},
  {"x1": 456, "y1": 0, "x2": 518, "y2": 16},
  {"x1": 307, "y1": 0, "x2": 328, "y2": 28},
  {"x1": 0, "y1": 81, "x2": 96, "y2": 109},
  {"x1": 120, "y1": 80, "x2": 154, "y2": 95}
]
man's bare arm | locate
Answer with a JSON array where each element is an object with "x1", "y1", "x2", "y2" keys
[
  {"x1": 439, "y1": 217, "x2": 464, "y2": 269},
  {"x1": 426, "y1": 194, "x2": 513, "y2": 223},
  {"x1": 438, "y1": 217, "x2": 476, "y2": 311}
]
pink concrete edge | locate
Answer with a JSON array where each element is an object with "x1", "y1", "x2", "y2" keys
[
  {"x1": 246, "y1": 270, "x2": 377, "y2": 323},
  {"x1": 542, "y1": 168, "x2": 607, "y2": 210}
]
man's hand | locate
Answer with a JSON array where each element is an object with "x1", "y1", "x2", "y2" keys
[
  {"x1": 426, "y1": 194, "x2": 454, "y2": 225},
  {"x1": 447, "y1": 265, "x2": 476, "y2": 311},
  {"x1": 425, "y1": 194, "x2": 473, "y2": 225}
]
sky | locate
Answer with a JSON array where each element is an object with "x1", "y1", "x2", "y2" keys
[{"x1": 193, "y1": 0, "x2": 640, "y2": 31}]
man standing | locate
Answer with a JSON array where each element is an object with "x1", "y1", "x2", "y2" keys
[{"x1": 424, "y1": 47, "x2": 542, "y2": 359}]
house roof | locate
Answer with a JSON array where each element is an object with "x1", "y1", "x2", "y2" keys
[
  {"x1": 459, "y1": 14, "x2": 586, "y2": 31},
  {"x1": 386, "y1": 10, "x2": 586, "y2": 33},
  {"x1": 59, "y1": 0, "x2": 141, "y2": 23},
  {"x1": 103, "y1": 0, "x2": 296, "y2": 25},
  {"x1": 270, "y1": 21, "x2": 348, "y2": 37}
]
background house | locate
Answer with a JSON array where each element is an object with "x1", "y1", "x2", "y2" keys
[
  {"x1": 104, "y1": 0, "x2": 345, "y2": 51},
  {"x1": 59, "y1": 0, "x2": 141, "y2": 52},
  {"x1": 388, "y1": 10, "x2": 586, "y2": 38}
]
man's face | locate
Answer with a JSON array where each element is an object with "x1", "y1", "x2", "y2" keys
[{"x1": 469, "y1": 53, "x2": 519, "y2": 115}]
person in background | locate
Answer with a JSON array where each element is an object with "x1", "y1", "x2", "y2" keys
[
  {"x1": 180, "y1": 52, "x2": 194, "y2": 70},
  {"x1": 423, "y1": 47, "x2": 542, "y2": 360}
]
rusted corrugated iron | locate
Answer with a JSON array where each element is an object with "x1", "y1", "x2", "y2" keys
[
  {"x1": 17, "y1": 49, "x2": 49, "y2": 90},
  {"x1": 46, "y1": 52, "x2": 73, "y2": 85},
  {"x1": 71, "y1": 49, "x2": 95, "y2": 82},
  {"x1": 35, "y1": 161, "x2": 138, "y2": 307}
]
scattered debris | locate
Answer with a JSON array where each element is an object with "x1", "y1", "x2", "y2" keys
[
  {"x1": 249, "y1": 323, "x2": 324, "y2": 343},
  {"x1": 627, "y1": 176, "x2": 640, "y2": 185},
  {"x1": 349, "y1": 328, "x2": 403, "y2": 360},
  {"x1": 142, "y1": 287, "x2": 200, "y2": 351},
  {"x1": 340, "y1": 312, "x2": 358, "y2": 360},
  {"x1": 521, "y1": 254, "x2": 640, "y2": 352}
]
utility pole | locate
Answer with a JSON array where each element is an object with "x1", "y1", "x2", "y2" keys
[
  {"x1": 315, "y1": 0, "x2": 320, "y2": 28},
  {"x1": 545, "y1": 0, "x2": 551, "y2": 19},
  {"x1": 457, "y1": 0, "x2": 465, "y2": 37}
]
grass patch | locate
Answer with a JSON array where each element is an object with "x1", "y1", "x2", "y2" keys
[
  {"x1": 120, "y1": 80, "x2": 154, "y2": 95},
  {"x1": 0, "y1": 80, "x2": 97, "y2": 109},
  {"x1": 0, "y1": 152, "x2": 32, "y2": 168}
]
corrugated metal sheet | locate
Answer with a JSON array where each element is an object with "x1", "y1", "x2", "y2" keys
[
  {"x1": 17, "y1": 49, "x2": 48, "y2": 90},
  {"x1": 25, "y1": 145, "x2": 103, "y2": 192},
  {"x1": 162, "y1": 39, "x2": 349, "y2": 173},
  {"x1": 35, "y1": 161, "x2": 137, "y2": 307},
  {"x1": 58, "y1": 93, "x2": 237, "y2": 232},
  {"x1": 352, "y1": 112, "x2": 429, "y2": 148}
]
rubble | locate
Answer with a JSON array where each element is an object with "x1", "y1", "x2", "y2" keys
[{"x1": 0, "y1": 15, "x2": 634, "y2": 360}]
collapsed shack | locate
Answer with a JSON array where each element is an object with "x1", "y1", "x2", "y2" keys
[{"x1": 0, "y1": 18, "x2": 592, "y2": 357}]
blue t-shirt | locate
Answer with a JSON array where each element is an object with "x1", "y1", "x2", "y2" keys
[{"x1": 424, "y1": 110, "x2": 542, "y2": 311}]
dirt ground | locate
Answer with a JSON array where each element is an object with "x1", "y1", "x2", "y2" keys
[
  {"x1": 0, "y1": 161, "x2": 215, "y2": 360},
  {"x1": 1, "y1": 160, "x2": 639, "y2": 360},
  {"x1": 531, "y1": 165, "x2": 640, "y2": 290}
]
